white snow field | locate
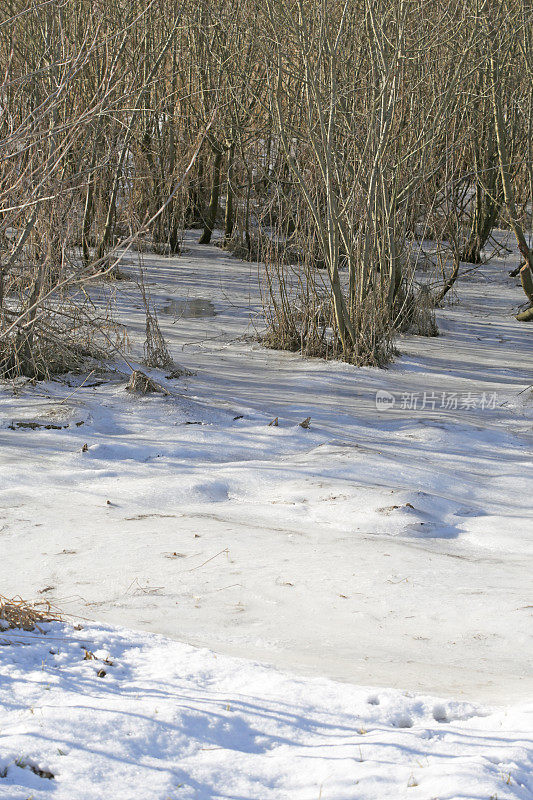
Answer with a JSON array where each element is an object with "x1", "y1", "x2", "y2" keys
[
  {"x1": 1, "y1": 233, "x2": 532, "y2": 798},
  {"x1": 0, "y1": 620, "x2": 532, "y2": 800}
]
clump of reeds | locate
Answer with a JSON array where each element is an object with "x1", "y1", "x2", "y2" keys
[{"x1": 0, "y1": 595, "x2": 61, "y2": 633}]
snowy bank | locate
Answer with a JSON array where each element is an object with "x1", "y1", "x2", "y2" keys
[{"x1": 1, "y1": 620, "x2": 532, "y2": 800}]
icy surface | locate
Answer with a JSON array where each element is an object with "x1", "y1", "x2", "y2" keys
[{"x1": 0, "y1": 233, "x2": 532, "y2": 711}]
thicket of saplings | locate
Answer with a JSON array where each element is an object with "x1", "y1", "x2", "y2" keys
[{"x1": 0, "y1": 0, "x2": 532, "y2": 380}]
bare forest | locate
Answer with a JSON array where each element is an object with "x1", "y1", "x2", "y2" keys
[{"x1": 0, "y1": 0, "x2": 532, "y2": 380}]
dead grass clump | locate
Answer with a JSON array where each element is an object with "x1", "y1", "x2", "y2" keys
[
  {"x1": 262, "y1": 316, "x2": 395, "y2": 366},
  {"x1": 0, "y1": 595, "x2": 61, "y2": 633},
  {"x1": 262, "y1": 297, "x2": 333, "y2": 360},
  {"x1": 219, "y1": 233, "x2": 313, "y2": 268},
  {"x1": 395, "y1": 285, "x2": 439, "y2": 337},
  {"x1": 218, "y1": 237, "x2": 259, "y2": 262},
  {"x1": 139, "y1": 276, "x2": 174, "y2": 370},
  {"x1": 0, "y1": 330, "x2": 105, "y2": 381},
  {"x1": 142, "y1": 308, "x2": 174, "y2": 369},
  {"x1": 262, "y1": 264, "x2": 396, "y2": 367},
  {"x1": 126, "y1": 369, "x2": 169, "y2": 394},
  {"x1": 0, "y1": 299, "x2": 129, "y2": 381}
]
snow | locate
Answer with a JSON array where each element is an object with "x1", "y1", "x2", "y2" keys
[
  {"x1": 1, "y1": 621, "x2": 532, "y2": 799},
  {"x1": 1, "y1": 232, "x2": 532, "y2": 797}
]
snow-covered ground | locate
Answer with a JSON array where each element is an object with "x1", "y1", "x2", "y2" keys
[
  {"x1": 1, "y1": 620, "x2": 532, "y2": 800},
  {"x1": 1, "y1": 234, "x2": 532, "y2": 797}
]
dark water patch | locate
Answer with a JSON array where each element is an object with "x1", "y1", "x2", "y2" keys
[{"x1": 160, "y1": 298, "x2": 216, "y2": 319}]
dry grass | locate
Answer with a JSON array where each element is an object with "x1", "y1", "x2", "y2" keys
[
  {"x1": 395, "y1": 285, "x2": 439, "y2": 337},
  {"x1": 0, "y1": 595, "x2": 61, "y2": 633},
  {"x1": 138, "y1": 274, "x2": 174, "y2": 370},
  {"x1": 261, "y1": 254, "x2": 397, "y2": 368},
  {"x1": 0, "y1": 294, "x2": 129, "y2": 381},
  {"x1": 142, "y1": 308, "x2": 174, "y2": 369},
  {"x1": 126, "y1": 369, "x2": 170, "y2": 395}
]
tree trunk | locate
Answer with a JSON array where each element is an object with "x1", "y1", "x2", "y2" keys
[
  {"x1": 224, "y1": 144, "x2": 236, "y2": 243},
  {"x1": 199, "y1": 147, "x2": 223, "y2": 245},
  {"x1": 461, "y1": 138, "x2": 501, "y2": 264}
]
